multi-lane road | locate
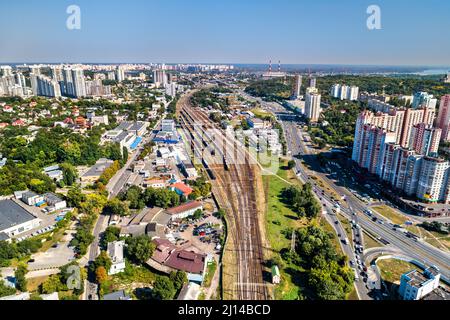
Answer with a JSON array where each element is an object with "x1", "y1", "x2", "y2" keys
[
  {"x1": 244, "y1": 94, "x2": 450, "y2": 294},
  {"x1": 278, "y1": 110, "x2": 450, "y2": 283}
]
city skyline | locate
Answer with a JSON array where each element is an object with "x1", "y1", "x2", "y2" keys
[{"x1": 1, "y1": 0, "x2": 450, "y2": 66}]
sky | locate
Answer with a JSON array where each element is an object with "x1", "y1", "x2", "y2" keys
[{"x1": 0, "y1": 0, "x2": 449, "y2": 66}]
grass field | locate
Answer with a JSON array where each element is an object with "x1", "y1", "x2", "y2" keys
[
  {"x1": 377, "y1": 259, "x2": 416, "y2": 284},
  {"x1": 263, "y1": 160, "x2": 348, "y2": 300},
  {"x1": 372, "y1": 205, "x2": 408, "y2": 225},
  {"x1": 363, "y1": 231, "x2": 383, "y2": 249},
  {"x1": 203, "y1": 259, "x2": 217, "y2": 288},
  {"x1": 263, "y1": 161, "x2": 308, "y2": 300}
]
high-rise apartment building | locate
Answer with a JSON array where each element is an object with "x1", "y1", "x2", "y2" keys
[
  {"x1": 436, "y1": 94, "x2": 450, "y2": 141},
  {"x1": 305, "y1": 91, "x2": 321, "y2": 122},
  {"x1": 71, "y1": 68, "x2": 86, "y2": 98},
  {"x1": 416, "y1": 157, "x2": 450, "y2": 203},
  {"x1": 292, "y1": 75, "x2": 302, "y2": 99},
  {"x1": 409, "y1": 123, "x2": 441, "y2": 157},
  {"x1": 412, "y1": 92, "x2": 437, "y2": 110},
  {"x1": 116, "y1": 66, "x2": 126, "y2": 82}
]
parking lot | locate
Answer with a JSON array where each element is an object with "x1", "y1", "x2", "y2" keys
[
  {"x1": 167, "y1": 202, "x2": 223, "y2": 259},
  {"x1": 27, "y1": 229, "x2": 77, "y2": 271},
  {"x1": 11, "y1": 200, "x2": 71, "y2": 242}
]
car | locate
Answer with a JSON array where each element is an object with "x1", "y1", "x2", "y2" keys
[
  {"x1": 52, "y1": 244, "x2": 58, "y2": 248},
  {"x1": 28, "y1": 259, "x2": 35, "y2": 263}
]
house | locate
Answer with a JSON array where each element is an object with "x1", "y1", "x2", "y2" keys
[
  {"x1": 247, "y1": 117, "x2": 263, "y2": 129},
  {"x1": 107, "y1": 241, "x2": 126, "y2": 275},
  {"x1": 44, "y1": 193, "x2": 67, "y2": 211},
  {"x1": 144, "y1": 178, "x2": 167, "y2": 189},
  {"x1": 12, "y1": 119, "x2": 26, "y2": 127},
  {"x1": 103, "y1": 290, "x2": 132, "y2": 301},
  {"x1": 21, "y1": 191, "x2": 44, "y2": 206},
  {"x1": 271, "y1": 265, "x2": 281, "y2": 284},
  {"x1": 43, "y1": 165, "x2": 63, "y2": 182},
  {"x1": 165, "y1": 201, "x2": 203, "y2": 220},
  {"x1": 181, "y1": 162, "x2": 198, "y2": 179},
  {"x1": 0, "y1": 200, "x2": 41, "y2": 240},
  {"x1": 169, "y1": 182, "x2": 193, "y2": 197},
  {"x1": 151, "y1": 239, "x2": 208, "y2": 281}
]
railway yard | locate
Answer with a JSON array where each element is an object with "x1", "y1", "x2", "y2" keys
[{"x1": 177, "y1": 91, "x2": 270, "y2": 300}]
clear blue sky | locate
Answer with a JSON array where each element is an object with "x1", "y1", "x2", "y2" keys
[{"x1": 1, "y1": 0, "x2": 449, "y2": 66}]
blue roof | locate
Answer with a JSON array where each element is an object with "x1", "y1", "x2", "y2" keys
[{"x1": 130, "y1": 136, "x2": 143, "y2": 150}]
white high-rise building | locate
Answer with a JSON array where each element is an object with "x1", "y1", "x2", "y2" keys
[
  {"x1": 165, "y1": 82, "x2": 177, "y2": 97},
  {"x1": 305, "y1": 91, "x2": 321, "y2": 122},
  {"x1": 62, "y1": 68, "x2": 75, "y2": 97},
  {"x1": 1, "y1": 66, "x2": 13, "y2": 77},
  {"x1": 348, "y1": 86, "x2": 359, "y2": 101},
  {"x1": 153, "y1": 69, "x2": 168, "y2": 88},
  {"x1": 292, "y1": 75, "x2": 302, "y2": 99},
  {"x1": 330, "y1": 84, "x2": 341, "y2": 98},
  {"x1": 31, "y1": 74, "x2": 61, "y2": 98},
  {"x1": 116, "y1": 66, "x2": 125, "y2": 82},
  {"x1": 51, "y1": 66, "x2": 63, "y2": 82},
  {"x1": 416, "y1": 157, "x2": 450, "y2": 203},
  {"x1": 71, "y1": 68, "x2": 86, "y2": 98},
  {"x1": 412, "y1": 92, "x2": 437, "y2": 110}
]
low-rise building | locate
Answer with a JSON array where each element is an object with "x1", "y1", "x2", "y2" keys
[
  {"x1": 0, "y1": 200, "x2": 41, "y2": 240},
  {"x1": 399, "y1": 266, "x2": 441, "y2": 300},
  {"x1": 81, "y1": 158, "x2": 114, "y2": 183},
  {"x1": 21, "y1": 191, "x2": 44, "y2": 206},
  {"x1": 165, "y1": 201, "x2": 203, "y2": 220},
  {"x1": 44, "y1": 193, "x2": 67, "y2": 211},
  {"x1": 107, "y1": 241, "x2": 126, "y2": 275}
]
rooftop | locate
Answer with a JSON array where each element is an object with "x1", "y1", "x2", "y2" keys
[
  {"x1": 166, "y1": 201, "x2": 202, "y2": 216},
  {"x1": 0, "y1": 200, "x2": 38, "y2": 232}
]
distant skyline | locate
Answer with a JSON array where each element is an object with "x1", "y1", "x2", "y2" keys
[{"x1": 1, "y1": 0, "x2": 450, "y2": 66}]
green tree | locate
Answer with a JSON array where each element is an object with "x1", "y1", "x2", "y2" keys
[
  {"x1": 14, "y1": 264, "x2": 28, "y2": 292},
  {"x1": 125, "y1": 235, "x2": 156, "y2": 264},
  {"x1": 0, "y1": 280, "x2": 16, "y2": 298},
  {"x1": 60, "y1": 163, "x2": 78, "y2": 186},
  {"x1": 152, "y1": 276, "x2": 176, "y2": 300},
  {"x1": 170, "y1": 271, "x2": 188, "y2": 291},
  {"x1": 103, "y1": 198, "x2": 129, "y2": 216}
]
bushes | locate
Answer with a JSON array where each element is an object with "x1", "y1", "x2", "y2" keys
[
  {"x1": 0, "y1": 280, "x2": 16, "y2": 298},
  {"x1": 281, "y1": 184, "x2": 321, "y2": 219},
  {"x1": 293, "y1": 225, "x2": 353, "y2": 300},
  {"x1": 97, "y1": 160, "x2": 121, "y2": 186},
  {"x1": 0, "y1": 238, "x2": 43, "y2": 267},
  {"x1": 125, "y1": 236, "x2": 156, "y2": 264},
  {"x1": 152, "y1": 275, "x2": 176, "y2": 300},
  {"x1": 15, "y1": 264, "x2": 28, "y2": 292}
]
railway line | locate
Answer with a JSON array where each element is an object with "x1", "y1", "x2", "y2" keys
[{"x1": 177, "y1": 93, "x2": 269, "y2": 300}]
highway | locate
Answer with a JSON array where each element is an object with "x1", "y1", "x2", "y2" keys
[
  {"x1": 277, "y1": 111, "x2": 450, "y2": 282},
  {"x1": 243, "y1": 94, "x2": 450, "y2": 297}
]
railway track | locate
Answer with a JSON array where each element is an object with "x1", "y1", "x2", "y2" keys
[{"x1": 177, "y1": 95, "x2": 269, "y2": 300}]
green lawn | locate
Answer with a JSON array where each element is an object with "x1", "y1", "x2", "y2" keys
[
  {"x1": 263, "y1": 161, "x2": 308, "y2": 300},
  {"x1": 372, "y1": 205, "x2": 408, "y2": 225},
  {"x1": 203, "y1": 259, "x2": 217, "y2": 288},
  {"x1": 363, "y1": 231, "x2": 383, "y2": 249},
  {"x1": 377, "y1": 259, "x2": 417, "y2": 284}
]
